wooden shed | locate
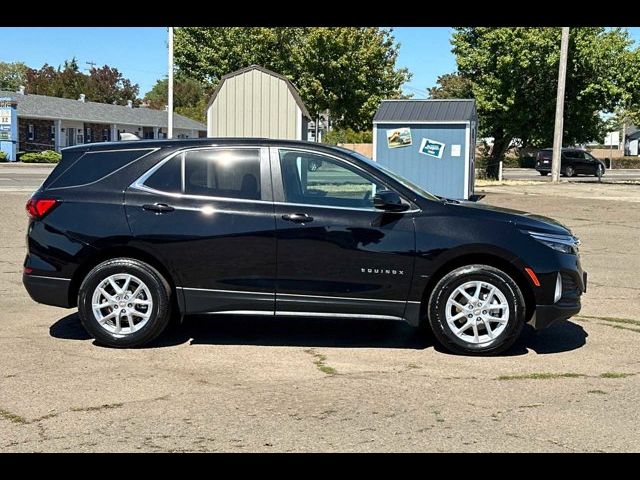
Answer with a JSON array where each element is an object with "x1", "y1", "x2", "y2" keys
[
  {"x1": 206, "y1": 65, "x2": 311, "y2": 140},
  {"x1": 373, "y1": 99, "x2": 478, "y2": 200}
]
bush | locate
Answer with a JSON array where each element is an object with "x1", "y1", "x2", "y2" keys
[
  {"x1": 0, "y1": 151, "x2": 7, "y2": 162},
  {"x1": 323, "y1": 128, "x2": 373, "y2": 145},
  {"x1": 476, "y1": 155, "x2": 536, "y2": 169},
  {"x1": 605, "y1": 156, "x2": 640, "y2": 169},
  {"x1": 20, "y1": 150, "x2": 61, "y2": 164}
]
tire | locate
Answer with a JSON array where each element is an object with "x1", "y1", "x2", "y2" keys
[
  {"x1": 595, "y1": 163, "x2": 604, "y2": 177},
  {"x1": 564, "y1": 165, "x2": 575, "y2": 177},
  {"x1": 77, "y1": 258, "x2": 172, "y2": 348},
  {"x1": 425, "y1": 264, "x2": 526, "y2": 356},
  {"x1": 539, "y1": 171, "x2": 549, "y2": 176}
]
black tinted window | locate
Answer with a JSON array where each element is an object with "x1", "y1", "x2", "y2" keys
[
  {"x1": 144, "y1": 156, "x2": 182, "y2": 193},
  {"x1": 184, "y1": 149, "x2": 261, "y2": 200},
  {"x1": 49, "y1": 149, "x2": 153, "y2": 189}
]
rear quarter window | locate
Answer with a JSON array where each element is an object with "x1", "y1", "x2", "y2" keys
[{"x1": 47, "y1": 148, "x2": 155, "y2": 189}]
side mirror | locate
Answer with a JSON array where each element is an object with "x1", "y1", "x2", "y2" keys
[{"x1": 373, "y1": 190, "x2": 409, "y2": 212}]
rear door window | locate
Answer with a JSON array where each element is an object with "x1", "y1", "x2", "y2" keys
[
  {"x1": 183, "y1": 149, "x2": 261, "y2": 200},
  {"x1": 48, "y1": 149, "x2": 154, "y2": 189},
  {"x1": 141, "y1": 148, "x2": 263, "y2": 200}
]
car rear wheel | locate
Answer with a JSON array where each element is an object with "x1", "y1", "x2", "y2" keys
[
  {"x1": 78, "y1": 258, "x2": 172, "y2": 348},
  {"x1": 595, "y1": 163, "x2": 604, "y2": 177},
  {"x1": 425, "y1": 264, "x2": 526, "y2": 355},
  {"x1": 539, "y1": 171, "x2": 549, "y2": 176},
  {"x1": 564, "y1": 165, "x2": 575, "y2": 177}
]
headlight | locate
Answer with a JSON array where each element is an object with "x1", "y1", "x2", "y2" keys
[{"x1": 524, "y1": 231, "x2": 580, "y2": 254}]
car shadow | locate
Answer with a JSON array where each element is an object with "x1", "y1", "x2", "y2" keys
[{"x1": 50, "y1": 313, "x2": 588, "y2": 355}]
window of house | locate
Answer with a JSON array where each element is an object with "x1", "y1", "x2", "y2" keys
[
  {"x1": 184, "y1": 149, "x2": 261, "y2": 200},
  {"x1": 50, "y1": 125, "x2": 55, "y2": 141},
  {"x1": 102, "y1": 129, "x2": 109, "y2": 142},
  {"x1": 278, "y1": 150, "x2": 384, "y2": 209},
  {"x1": 27, "y1": 124, "x2": 35, "y2": 141},
  {"x1": 76, "y1": 132, "x2": 84, "y2": 144},
  {"x1": 85, "y1": 127, "x2": 92, "y2": 143}
]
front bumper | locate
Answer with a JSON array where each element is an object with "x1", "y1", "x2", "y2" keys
[
  {"x1": 23, "y1": 273, "x2": 73, "y2": 308},
  {"x1": 529, "y1": 270, "x2": 586, "y2": 330},
  {"x1": 529, "y1": 302, "x2": 581, "y2": 330}
]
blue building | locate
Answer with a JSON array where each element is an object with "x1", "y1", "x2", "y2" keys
[{"x1": 373, "y1": 99, "x2": 477, "y2": 200}]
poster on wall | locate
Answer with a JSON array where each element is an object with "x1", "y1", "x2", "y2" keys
[
  {"x1": 386, "y1": 127, "x2": 412, "y2": 148},
  {"x1": 419, "y1": 138, "x2": 446, "y2": 159}
]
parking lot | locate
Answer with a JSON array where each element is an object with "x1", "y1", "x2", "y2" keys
[{"x1": 1, "y1": 180, "x2": 639, "y2": 452}]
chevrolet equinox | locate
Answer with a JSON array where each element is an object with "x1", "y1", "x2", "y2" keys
[{"x1": 23, "y1": 139, "x2": 586, "y2": 355}]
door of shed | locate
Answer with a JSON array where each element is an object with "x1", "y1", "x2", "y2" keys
[{"x1": 374, "y1": 123, "x2": 473, "y2": 200}]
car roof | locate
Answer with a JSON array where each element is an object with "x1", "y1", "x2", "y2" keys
[{"x1": 62, "y1": 137, "x2": 344, "y2": 154}]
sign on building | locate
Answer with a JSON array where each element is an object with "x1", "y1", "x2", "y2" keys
[{"x1": 0, "y1": 98, "x2": 17, "y2": 161}]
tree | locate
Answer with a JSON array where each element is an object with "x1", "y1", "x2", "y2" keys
[
  {"x1": 144, "y1": 76, "x2": 208, "y2": 122},
  {"x1": 24, "y1": 58, "x2": 140, "y2": 105},
  {"x1": 86, "y1": 66, "x2": 140, "y2": 106},
  {"x1": 428, "y1": 73, "x2": 474, "y2": 99},
  {"x1": 451, "y1": 27, "x2": 638, "y2": 178},
  {"x1": 0, "y1": 62, "x2": 28, "y2": 91},
  {"x1": 174, "y1": 27, "x2": 411, "y2": 130}
]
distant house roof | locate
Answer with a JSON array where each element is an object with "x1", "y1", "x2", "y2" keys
[
  {"x1": 373, "y1": 99, "x2": 477, "y2": 123},
  {"x1": 628, "y1": 130, "x2": 640, "y2": 141},
  {"x1": 0, "y1": 90, "x2": 205, "y2": 130},
  {"x1": 206, "y1": 65, "x2": 311, "y2": 120}
]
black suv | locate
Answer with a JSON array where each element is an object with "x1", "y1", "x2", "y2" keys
[
  {"x1": 23, "y1": 139, "x2": 586, "y2": 355},
  {"x1": 535, "y1": 148, "x2": 605, "y2": 177}
]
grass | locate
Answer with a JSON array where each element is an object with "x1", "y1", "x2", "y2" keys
[
  {"x1": 0, "y1": 407, "x2": 28, "y2": 425},
  {"x1": 497, "y1": 372, "x2": 585, "y2": 381},
  {"x1": 304, "y1": 349, "x2": 337, "y2": 375},
  {"x1": 599, "y1": 372, "x2": 635, "y2": 379},
  {"x1": 70, "y1": 402, "x2": 124, "y2": 412}
]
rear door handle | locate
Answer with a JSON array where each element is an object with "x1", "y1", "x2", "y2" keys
[
  {"x1": 142, "y1": 203, "x2": 175, "y2": 214},
  {"x1": 282, "y1": 213, "x2": 313, "y2": 224}
]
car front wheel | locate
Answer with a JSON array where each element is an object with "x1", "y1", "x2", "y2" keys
[
  {"x1": 426, "y1": 264, "x2": 526, "y2": 355},
  {"x1": 539, "y1": 171, "x2": 549, "y2": 176},
  {"x1": 564, "y1": 165, "x2": 575, "y2": 177},
  {"x1": 78, "y1": 258, "x2": 172, "y2": 348}
]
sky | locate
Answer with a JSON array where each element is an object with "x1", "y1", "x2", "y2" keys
[{"x1": 2, "y1": 27, "x2": 639, "y2": 98}]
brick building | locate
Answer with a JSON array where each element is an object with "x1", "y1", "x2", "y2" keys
[{"x1": 1, "y1": 89, "x2": 206, "y2": 153}]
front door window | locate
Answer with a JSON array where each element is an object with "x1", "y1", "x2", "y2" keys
[{"x1": 279, "y1": 149, "x2": 383, "y2": 209}]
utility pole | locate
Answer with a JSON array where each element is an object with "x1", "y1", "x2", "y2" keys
[
  {"x1": 551, "y1": 27, "x2": 570, "y2": 183},
  {"x1": 167, "y1": 26, "x2": 174, "y2": 140}
]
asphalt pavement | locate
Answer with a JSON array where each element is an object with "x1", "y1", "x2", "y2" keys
[{"x1": 502, "y1": 168, "x2": 640, "y2": 182}]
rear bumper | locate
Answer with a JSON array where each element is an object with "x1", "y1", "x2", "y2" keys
[{"x1": 22, "y1": 274, "x2": 72, "y2": 308}]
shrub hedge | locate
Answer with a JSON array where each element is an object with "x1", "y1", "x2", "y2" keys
[
  {"x1": 0, "y1": 151, "x2": 7, "y2": 162},
  {"x1": 20, "y1": 150, "x2": 61, "y2": 163}
]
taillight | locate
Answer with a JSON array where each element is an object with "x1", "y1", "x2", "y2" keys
[{"x1": 26, "y1": 198, "x2": 58, "y2": 219}]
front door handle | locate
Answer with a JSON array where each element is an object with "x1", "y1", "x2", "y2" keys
[
  {"x1": 282, "y1": 213, "x2": 313, "y2": 224},
  {"x1": 142, "y1": 203, "x2": 175, "y2": 214}
]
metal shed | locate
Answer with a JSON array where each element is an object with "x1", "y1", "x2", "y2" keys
[
  {"x1": 373, "y1": 99, "x2": 477, "y2": 200},
  {"x1": 206, "y1": 65, "x2": 311, "y2": 140}
]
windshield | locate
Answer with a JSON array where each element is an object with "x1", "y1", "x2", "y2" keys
[{"x1": 335, "y1": 147, "x2": 440, "y2": 201}]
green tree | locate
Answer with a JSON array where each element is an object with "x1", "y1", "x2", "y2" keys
[
  {"x1": 174, "y1": 27, "x2": 411, "y2": 130},
  {"x1": 451, "y1": 27, "x2": 638, "y2": 178},
  {"x1": 24, "y1": 58, "x2": 140, "y2": 105},
  {"x1": 322, "y1": 128, "x2": 373, "y2": 145},
  {"x1": 144, "y1": 77, "x2": 208, "y2": 122},
  {"x1": 428, "y1": 73, "x2": 474, "y2": 99},
  {"x1": 0, "y1": 62, "x2": 28, "y2": 91}
]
